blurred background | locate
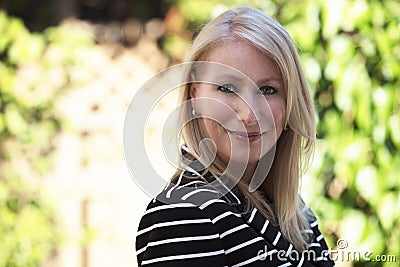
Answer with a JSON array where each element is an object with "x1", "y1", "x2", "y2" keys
[{"x1": 0, "y1": 0, "x2": 399, "y2": 266}]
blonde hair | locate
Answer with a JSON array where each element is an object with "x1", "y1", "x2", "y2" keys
[{"x1": 178, "y1": 6, "x2": 316, "y2": 251}]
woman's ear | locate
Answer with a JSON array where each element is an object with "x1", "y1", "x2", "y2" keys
[
  {"x1": 189, "y1": 83, "x2": 197, "y2": 99},
  {"x1": 189, "y1": 83, "x2": 197, "y2": 113}
]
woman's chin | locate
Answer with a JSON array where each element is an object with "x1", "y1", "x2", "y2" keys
[{"x1": 229, "y1": 154, "x2": 261, "y2": 166}]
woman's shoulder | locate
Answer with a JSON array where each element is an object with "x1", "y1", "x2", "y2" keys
[
  {"x1": 136, "y1": 168, "x2": 244, "y2": 244},
  {"x1": 136, "y1": 196, "x2": 229, "y2": 266},
  {"x1": 137, "y1": 168, "x2": 242, "y2": 233},
  {"x1": 135, "y1": 171, "x2": 235, "y2": 266},
  {"x1": 160, "y1": 167, "x2": 242, "y2": 206},
  {"x1": 136, "y1": 195, "x2": 216, "y2": 242}
]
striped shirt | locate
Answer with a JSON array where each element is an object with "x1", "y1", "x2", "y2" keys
[{"x1": 136, "y1": 169, "x2": 335, "y2": 267}]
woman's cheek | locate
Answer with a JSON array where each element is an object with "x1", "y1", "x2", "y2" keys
[
  {"x1": 200, "y1": 96, "x2": 234, "y2": 126},
  {"x1": 270, "y1": 101, "x2": 286, "y2": 135}
]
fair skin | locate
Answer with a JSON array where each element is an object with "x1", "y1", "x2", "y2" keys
[{"x1": 190, "y1": 41, "x2": 286, "y2": 182}]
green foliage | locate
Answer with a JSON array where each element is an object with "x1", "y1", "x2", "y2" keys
[
  {"x1": 0, "y1": 11, "x2": 95, "y2": 266},
  {"x1": 0, "y1": 178, "x2": 57, "y2": 267},
  {"x1": 163, "y1": 0, "x2": 400, "y2": 265},
  {"x1": 282, "y1": 1, "x2": 400, "y2": 263}
]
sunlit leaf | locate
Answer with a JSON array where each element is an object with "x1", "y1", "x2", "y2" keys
[
  {"x1": 321, "y1": 0, "x2": 345, "y2": 38},
  {"x1": 4, "y1": 105, "x2": 28, "y2": 138}
]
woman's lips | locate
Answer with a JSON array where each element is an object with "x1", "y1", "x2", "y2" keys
[{"x1": 226, "y1": 130, "x2": 265, "y2": 142}]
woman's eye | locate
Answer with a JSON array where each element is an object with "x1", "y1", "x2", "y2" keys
[
  {"x1": 260, "y1": 86, "x2": 277, "y2": 95},
  {"x1": 217, "y1": 84, "x2": 237, "y2": 93}
]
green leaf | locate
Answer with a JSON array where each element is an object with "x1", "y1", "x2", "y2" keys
[{"x1": 4, "y1": 105, "x2": 28, "y2": 138}]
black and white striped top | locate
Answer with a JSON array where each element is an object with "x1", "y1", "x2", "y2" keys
[{"x1": 136, "y1": 167, "x2": 335, "y2": 267}]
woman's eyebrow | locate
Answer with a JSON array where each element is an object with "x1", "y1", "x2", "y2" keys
[
  {"x1": 209, "y1": 74, "x2": 283, "y2": 86},
  {"x1": 257, "y1": 77, "x2": 282, "y2": 84},
  {"x1": 212, "y1": 74, "x2": 242, "y2": 81}
]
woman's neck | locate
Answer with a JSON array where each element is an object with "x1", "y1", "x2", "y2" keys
[
  {"x1": 241, "y1": 162, "x2": 274, "y2": 200},
  {"x1": 241, "y1": 162, "x2": 257, "y2": 184}
]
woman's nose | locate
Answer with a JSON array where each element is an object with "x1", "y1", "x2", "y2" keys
[{"x1": 235, "y1": 95, "x2": 260, "y2": 126}]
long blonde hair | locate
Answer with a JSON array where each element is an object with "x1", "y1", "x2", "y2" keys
[{"x1": 178, "y1": 6, "x2": 316, "y2": 251}]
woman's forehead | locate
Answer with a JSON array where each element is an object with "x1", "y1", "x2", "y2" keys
[{"x1": 200, "y1": 41, "x2": 282, "y2": 84}]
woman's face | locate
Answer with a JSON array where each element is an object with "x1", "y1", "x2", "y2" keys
[{"x1": 190, "y1": 41, "x2": 286, "y2": 169}]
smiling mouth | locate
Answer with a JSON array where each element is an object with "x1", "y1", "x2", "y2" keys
[{"x1": 226, "y1": 130, "x2": 265, "y2": 142}]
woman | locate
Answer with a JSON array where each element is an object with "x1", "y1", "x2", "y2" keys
[{"x1": 136, "y1": 6, "x2": 334, "y2": 266}]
